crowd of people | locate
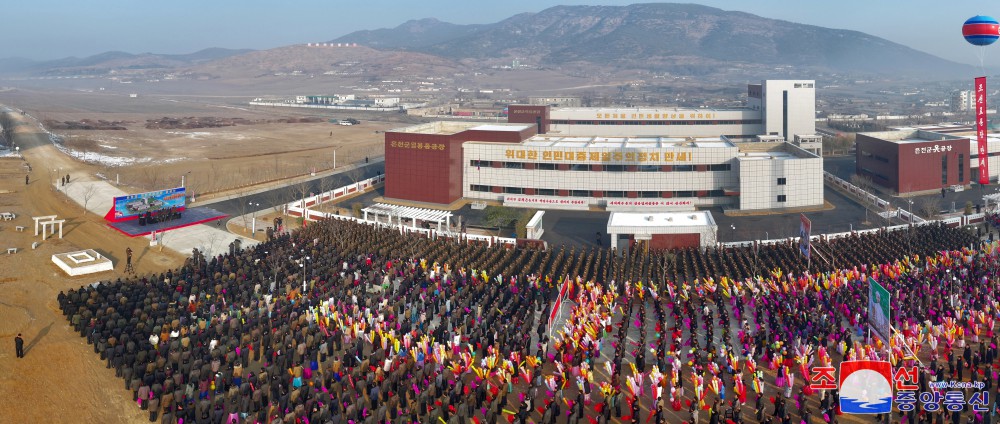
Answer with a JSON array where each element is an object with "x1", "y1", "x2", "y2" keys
[{"x1": 58, "y1": 217, "x2": 1000, "y2": 423}]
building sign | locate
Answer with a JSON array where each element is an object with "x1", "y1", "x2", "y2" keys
[
  {"x1": 503, "y1": 195, "x2": 590, "y2": 210},
  {"x1": 595, "y1": 112, "x2": 717, "y2": 120},
  {"x1": 504, "y1": 149, "x2": 693, "y2": 163},
  {"x1": 913, "y1": 144, "x2": 953, "y2": 154},
  {"x1": 976, "y1": 77, "x2": 990, "y2": 184},
  {"x1": 605, "y1": 199, "x2": 696, "y2": 212},
  {"x1": 390, "y1": 141, "x2": 446, "y2": 151}
]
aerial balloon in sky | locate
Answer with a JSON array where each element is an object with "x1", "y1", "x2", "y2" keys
[{"x1": 963, "y1": 15, "x2": 1000, "y2": 46}]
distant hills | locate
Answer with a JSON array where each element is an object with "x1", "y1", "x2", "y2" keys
[
  {"x1": 333, "y1": 3, "x2": 972, "y2": 78},
  {"x1": 0, "y1": 3, "x2": 976, "y2": 80},
  {"x1": 0, "y1": 48, "x2": 253, "y2": 76}
]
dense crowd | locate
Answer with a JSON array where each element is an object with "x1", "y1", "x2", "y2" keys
[{"x1": 58, "y1": 217, "x2": 1000, "y2": 423}]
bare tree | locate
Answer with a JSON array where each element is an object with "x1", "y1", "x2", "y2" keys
[
  {"x1": 294, "y1": 179, "x2": 313, "y2": 223},
  {"x1": 232, "y1": 187, "x2": 252, "y2": 232},
  {"x1": 264, "y1": 187, "x2": 293, "y2": 216},
  {"x1": 203, "y1": 231, "x2": 222, "y2": 257},
  {"x1": 915, "y1": 197, "x2": 940, "y2": 220},
  {"x1": 317, "y1": 175, "x2": 334, "y2": 206},
  {"x1": 140, "y1": 167, "x2": 162, "y2": 190},
  {"x1": 343, "y1": 165, "x2": 366, "y2": 185},
  {"x1": 80, "y1": 183, "x2": 98, "y2": 216},
  {"x1": 850, "y1": 173, "x2": 873, "y2": 194}
]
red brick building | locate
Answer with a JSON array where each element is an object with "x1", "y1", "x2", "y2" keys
[
  {"x1": 855, "y1": 129, "x2": 970, "y2": 195},
  {"x1": 383, "y1": 122, "x2": 536, "y2": 205}
]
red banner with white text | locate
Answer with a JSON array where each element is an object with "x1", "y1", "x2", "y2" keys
[{"x1": 977, "y1": 77, "x2": 990, "y2": 184}]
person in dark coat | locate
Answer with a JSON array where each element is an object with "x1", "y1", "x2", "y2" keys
[{"x1": 15, "y1": 333, "x2": 24, "y2": 358}]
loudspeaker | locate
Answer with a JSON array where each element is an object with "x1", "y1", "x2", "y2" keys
[{"x1": 138, "y1": 216, "x2": 146, "y2": 226}]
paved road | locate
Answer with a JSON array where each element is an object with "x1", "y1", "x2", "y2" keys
[
  {"x1": 202, "y1": 162, "x2": 385, "y2": 218},
  {"x1": 825, "y1": 155, "x2": 994, "y2": 216}
]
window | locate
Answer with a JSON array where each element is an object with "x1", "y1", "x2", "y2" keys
[
  {"x1": 777, "y1": 178, "x2": 787, "y2": 186},
  {"x1": 504, "y1": 187, "x2": 524, "y2": 194},
  {"x1": 640, "y1": 191, "x2": 659, "y2": 198},
  {"x1": 504, "y1": 162, "x2": 524, "y2": 169},
  {"x1": 570, "y1": 164, "x2": 592, "y2": 171},
  {"x1": 707, "y1": 190, "x2": 725, "y2": 197},
  {"x1": 708, "y1": 164, "x2": 731, "y2": 171},
  {"x1": 777, "y1": 195, "x2": 787, "y2": 203},
  {"x1": 674, "y1": 165, "x2": 694, "y2": 172},
  {"x1": 470, "y1": 185, "x2": 491, "y2": 192},
  {"x1": 570, "y1": 190, "x2": 591, "y2": 197},
  {"x1": 675, "y1": 191, "x2": 695, "y2": 198},
  {"x1": 537, "y1": 163, "x2": 556, "y2": 170},
  {"x1": 604, "y1": 191, "x2": 626, "y2": 198},
  {"x1": 470, "y1": 160, "x2": 491, "y2": 168},
  {"x1": 639, "y1": 165, "x2": 660, "y2": 172},
  {"x1": 604, "y1": 165, "x2": 626, "y2": 172},
  {"x1": 959, "y1": 154, "x2": 964, "y2": 182},
  {"x1": 942, "y1": 155, "x2": 948, "y2": 185},
  {"x1": 536, "y1": 189, "x2": 556, "y2": 196}
]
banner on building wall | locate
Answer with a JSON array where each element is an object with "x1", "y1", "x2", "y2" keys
[{"x1": 977, "y1": 76, "x2": 990, "y2": 184}]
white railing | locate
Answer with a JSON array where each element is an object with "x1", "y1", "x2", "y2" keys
[{"x1": 284, "y1": 174, "x2": 517, "y2": 247}]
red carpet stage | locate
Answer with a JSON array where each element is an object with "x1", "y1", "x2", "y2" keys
[{"x1": 107, "y1": 207, "x2": 227, "y2": 237}]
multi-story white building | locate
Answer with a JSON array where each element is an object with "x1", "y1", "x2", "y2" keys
[
  {"x1": 384, "y1": 79, "x2": 825, "y2": 213},
  {"x1": 460, "y1": 135, "x2": 822, "y2": 212},
  {"x1": 747, "y1": 80, "x2": 817, "y2": 141},
  {"x1": 512, "y1": 79, "x2": 817, "y2": 142},
  {"x1": 952, "y1": 90, "x2": 974, "y2": 112}
]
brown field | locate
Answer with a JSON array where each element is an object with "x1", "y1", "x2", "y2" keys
[
  {"x1": 0, "y1": 86, "x2": 405, "y2": 423},
  {"x1": 0, "y1": 86, "x2": 406, "y2": 199}
]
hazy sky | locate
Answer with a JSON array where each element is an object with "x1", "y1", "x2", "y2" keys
[{"x1": 9, "y1": 0, "x2": 1000, "y2": 67}]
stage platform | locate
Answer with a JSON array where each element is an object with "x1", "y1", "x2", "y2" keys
[{"x1": 108, "y1": 207, "x2": 228, "y2": 237}]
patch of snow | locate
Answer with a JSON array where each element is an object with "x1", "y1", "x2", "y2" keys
[
  {"x1": 49, "y1": 132, "x2": 182, "y2": 167},
  {"x1": 165, "y1": 131, "x2": 212, "y2": 139},
  {"x1": 98, "y1": 144, "x2": 118, "y2": 150}
]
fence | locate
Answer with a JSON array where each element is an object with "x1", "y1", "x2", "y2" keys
[
  {"x1": 284, "y1": 174, "x2": 517, "y2": 248},
  {"x1": 283, "y1": 171, "x2": 985, "y2": 251}
]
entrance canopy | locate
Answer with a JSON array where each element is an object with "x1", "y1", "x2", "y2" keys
[{"x1": 362, "y1": 203, "x2": 454, "y2": 230}]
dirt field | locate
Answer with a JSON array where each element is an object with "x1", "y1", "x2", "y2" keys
[
  {"x1": 0, "y1": 124, "x2": 187, "y2": 423},
  {"x1": 0, "y1": 87, "x2": 401, "y2": 198},
  {"x1": 0, "y1": 87, "x2": 401, "y2": 423}
]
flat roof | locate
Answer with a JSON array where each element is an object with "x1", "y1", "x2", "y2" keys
[
  {"x1": 607, "y1": 211, "x2": 716, "y2": 228},
  {"x1": 390, "y1": 121, "x2": 532, "y2": 135},
  {"x1": 519, "y1": 135, "x2": 735, "y2": 149},
  {"x1": 554, "y1": 106, "x2": 749, "y2": 113},
  {"x1": 737, "y1": 151, "x2": 797, "y2": 160},
  {"x1": 469, "y1": 124, "x2": 527, "y2": 132},
  {"x1": 860, "y1": 129, "x2": 965, "y2": 144}
]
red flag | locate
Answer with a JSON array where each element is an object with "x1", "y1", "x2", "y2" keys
[{"x1": 548, "y1": 278, "x2": 570, "y2": 331}]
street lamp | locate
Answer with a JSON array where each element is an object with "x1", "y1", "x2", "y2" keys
[
  {"x1": 300, "y1": 253, "x2": 311, "y2": 293},
  {"x1": 907, "y1": 199, "x2": 914, "y2": 255},
  {"x1": 249, "y1": 202, "x2": 261, "y2": 237},
  {"x1": 730, "y1": 224, "x2": 736, "y2": 242}
]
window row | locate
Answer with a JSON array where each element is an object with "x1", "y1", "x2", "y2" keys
[
  {"x1": 469, "y1": 185, "x2": 727, "y2": 198},
  {"x1": 470, "y1": 161, "x2": 731, "y2": 172},
  {"x1": 550, "y1": 119, "x2": 763, "y2": 126}
]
